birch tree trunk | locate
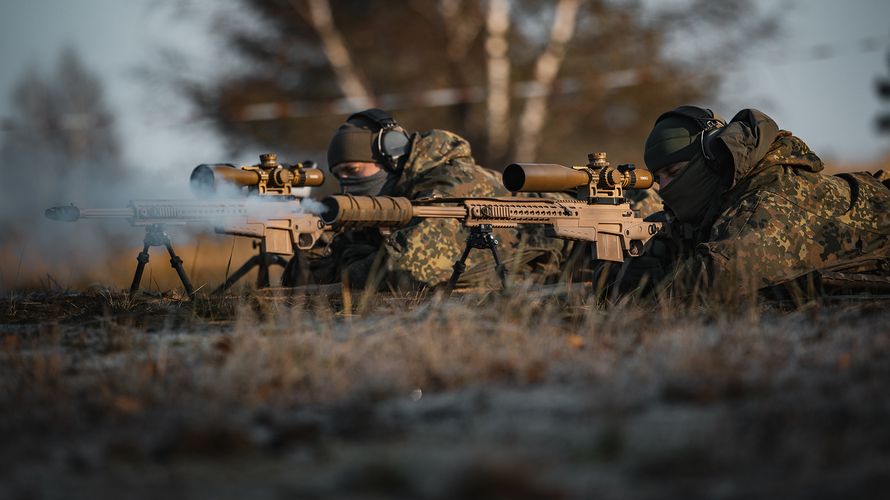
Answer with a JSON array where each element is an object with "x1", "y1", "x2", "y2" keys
[
  {"x1": 514, "y1": 0, "x2": 580, "y2": 161},
  {"x1": 438, "y1": 0, "x2": 483, "y2": 132},
  {"x1": 484, "y1": 0, "x2": 511, "y2": 161},
  {"x1": 300, "y1": 0, "x2": 372, "y2": 110},
  {"x1": 438, "y1": 0, "x2": 482, "y2": 62}
]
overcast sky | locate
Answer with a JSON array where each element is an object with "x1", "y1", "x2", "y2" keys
[{"x1": 0, "y1": 0, "x2": 888, "y2": 175}]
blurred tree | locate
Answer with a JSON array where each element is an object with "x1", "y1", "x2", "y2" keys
[
  {"x1": 877, "y1": 49, "x2": 890, "y2": 134},
  {"x1": 1, "y1": 47, "x2": 123, "y2": 174},
  {"x1": 177, "y1": 0, "x2": 777, "y2": 169},
  {"x1": 0, "y1": 47, "x2": 126, "y2": 239}
]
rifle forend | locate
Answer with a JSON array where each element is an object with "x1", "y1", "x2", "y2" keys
[{"x1": 190, "y1": 152, "x2": 325, "y2": 198}]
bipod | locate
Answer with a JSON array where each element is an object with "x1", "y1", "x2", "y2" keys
[
  {"x1": 212, "y1": 238, "x2": 288, "y2": 295},
  {"x1": 445, "y1": 224, "x2": 508, "y2": 295},
  {"x1": 130, "y1": 224, "x2": 195, "y2": 298}
]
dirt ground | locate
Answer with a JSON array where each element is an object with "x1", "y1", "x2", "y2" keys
[{"x1": 1, "y1": 286, "x2": 889, "y2": 499}]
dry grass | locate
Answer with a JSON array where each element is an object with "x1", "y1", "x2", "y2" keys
[{"x1": 1, "y1": 281, "x2": 889, "y2": 498}]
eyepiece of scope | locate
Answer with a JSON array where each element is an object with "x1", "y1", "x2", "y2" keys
[{"x1": 293, "y1": 168, "x2": 325, "y2": 187}]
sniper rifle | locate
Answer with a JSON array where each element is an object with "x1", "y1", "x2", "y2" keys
[
  {"x1": 45, "y1": 153, "x2": 327, "y2": 296},
  {"x1": 320, "y1": 152, "x2": 663, "y2": 291}
]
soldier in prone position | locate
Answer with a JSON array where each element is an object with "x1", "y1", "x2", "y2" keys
[
  {"x1": 283, "y1": 108, "x2": 570, "y2": 289},
  {"x1": 622, "y1": 105, "x2": 890, "y2": 294}
]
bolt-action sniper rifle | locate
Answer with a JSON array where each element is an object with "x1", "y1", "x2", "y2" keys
[
  {"x1": 45, "y1": 153, "x2": 327, "y2": 296},
  {"x1": 320, "y1": 152, "x2": 662, "y2": 291}
]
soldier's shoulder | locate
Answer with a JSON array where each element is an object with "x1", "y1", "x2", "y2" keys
[
  {"x1": 760, "y1": 132, "x2": 823, "y2": 171},
  {"x1": 402, "y1": 129, "x2": 483, "y2": 185},
  {"x1": 411, "y1": 129, "x2": 473, "y2": 158}
]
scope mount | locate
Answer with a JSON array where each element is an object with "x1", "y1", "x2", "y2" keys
[
  {"x1": 241, "y1": 153, "x2": 317, "y2": 196},
  {"x1": 572, "y1": 152, "x2": 624, "y2": 205}
]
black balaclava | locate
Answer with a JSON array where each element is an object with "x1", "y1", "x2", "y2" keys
[
  {"x1": 338, "y1": 169, "x2": 393, "y2": 196},
  {"x1": 327, "y1": 119, "x2": 402, "y2": 196},
  {"x1": 658, "y1": 147, "x2": 729, "y2": 226}
]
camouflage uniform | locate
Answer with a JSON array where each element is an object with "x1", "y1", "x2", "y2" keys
[
  {"x1": 309, "y1": 130, "x2": 570, "y2": 289},
  {"x1": 634, "y1": 109, "x2": 890, "y2": 291}
]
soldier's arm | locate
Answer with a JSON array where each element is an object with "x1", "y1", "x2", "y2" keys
[{"x1": 693, "y1": 207, "x2": 818, "y2": 291}]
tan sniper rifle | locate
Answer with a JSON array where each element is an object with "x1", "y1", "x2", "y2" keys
[
  {"x1": 320, "y1": 152, "x2": 663, "y2": 291},
  {"x1": 45, "y1": 153, "x2": 327, "y2": 296}
]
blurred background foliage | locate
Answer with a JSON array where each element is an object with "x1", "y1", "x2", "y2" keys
[
  {"x1": 14, "y1": 0, "x2": 890, "y2": 291},
  {"x1": 166, "y1": 0, "x2": 778, "y2": 169}
]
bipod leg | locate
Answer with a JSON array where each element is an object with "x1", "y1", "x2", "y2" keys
[
  {"x1": 488, "y1": 241, "x2": 509, "y2": 292},
  {"x1": 446, "y1": 224, "x2": 508, "y2": 294},
  {"x1": 212, "y1": 255, "x2": 261, "y2": 295},
  {"x1": 162, "y1": 235, "x2": 195, "y2": 297},
  {"x1": 256, "y1": 240, "x2": 271, "y2": 289},
  {"x1": 446, "y1": 242, "x2": 474, "y2": 295},
  {"x1": 211, "y1": 238, "x2": 283, "y2": 295},
  {"x1": 130, "y1": 241, "x2": 152, "y2": 296}
]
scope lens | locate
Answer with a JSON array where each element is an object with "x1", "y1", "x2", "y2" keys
[
  {"x1": 502, "y1": 164, "x2": 527, "y2": 192},
  {"x1": 189, "y1": 165, "x2": 216, "y2": 198}
]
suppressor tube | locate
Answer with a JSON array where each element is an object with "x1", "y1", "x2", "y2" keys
[{"x1": 322, "y1": 195, "x2": 415, "y2": 227}]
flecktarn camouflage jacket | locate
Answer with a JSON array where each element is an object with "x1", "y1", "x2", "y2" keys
[{"x1": 673, "y1": 109, "x2": 890, "y2": 291}]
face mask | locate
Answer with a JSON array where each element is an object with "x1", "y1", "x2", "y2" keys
[
  {"x1": 658, "y1": 150, "x2": 726, "y2": 225},
  {"x1": 338, "y1": 169, "x2": 397, "y2": 196}
]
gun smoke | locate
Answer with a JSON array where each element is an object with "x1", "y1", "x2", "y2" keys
[
  {"x1": 0, "y1": 148, "x2": 335, "y2": 292},
  {"x1": 297, "y1": 197, "x2": 328, "y2": 216},
  {"x1": 0, "y1": 144, "x2": 204, "y2": 291}
]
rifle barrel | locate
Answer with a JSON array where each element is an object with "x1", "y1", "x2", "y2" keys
[
  {"x1": 77, "y1": 208, "x2": 135, "y2": 219},
  {"x1": 412, "y1": 206, "x2": 467, "y2": 218}
]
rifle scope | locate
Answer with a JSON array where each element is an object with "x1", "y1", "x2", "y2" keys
[
  {"x1": 503, "y1": 163, "x2": 654, "y2": 192},
  {"x1": 190, "y1": 154, "x2": 325, "y2": 197}
]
